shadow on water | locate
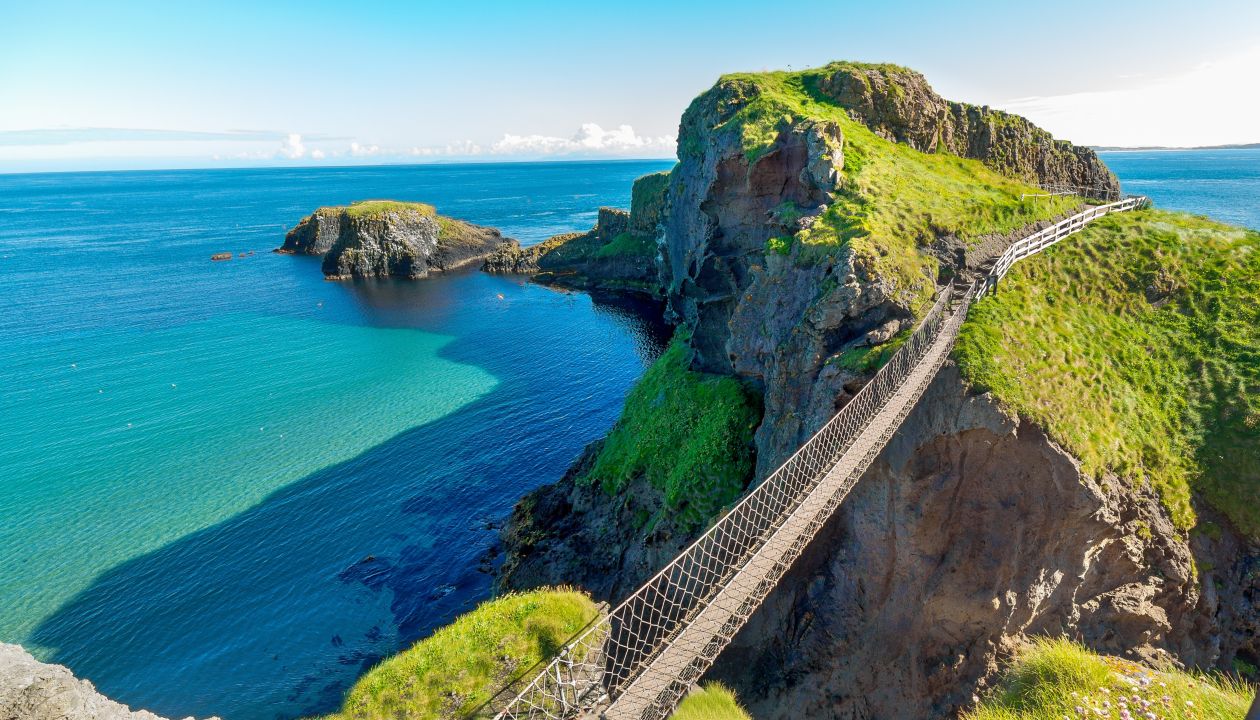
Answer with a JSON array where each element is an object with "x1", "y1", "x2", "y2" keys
[{"x1": 31, "y1": 277, "x2": 670, "y2": 720}]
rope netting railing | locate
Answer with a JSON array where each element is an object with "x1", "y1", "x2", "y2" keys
[
  {"x1": 487, "y1": 193, "x2": 1150, "y2": 720},
  {"x1": 488, "y1": 285, "x2": 957, "y2": 720}
]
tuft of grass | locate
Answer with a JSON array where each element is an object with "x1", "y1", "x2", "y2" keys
[
  {"x1": 323, "y1": 589, "x2": 599, "y2": 720},
  {"x1": 670, "y1": 683, "x2": 753, "y2": 720},
  {"x1": 342, "y1": 200, "x2": 437, "y2": 219},
  {"x1": 955, "y1": 209, "x2": 1260, "y2": 536},
  {"x1": 681, "y1": 63, "x2": 1080, "y2": 314},
  {"x1": 966, "y1": 637, "x2": 1255, "y2": 720},
  {"x1": 585, "y1": 332, "x2": 761, "y2": 531}
]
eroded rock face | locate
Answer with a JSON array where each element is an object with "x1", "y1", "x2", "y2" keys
[
  {"x1": 279, "y1": 204, "x2": 511, "y2": 280},
  {"x1": 703, "y1": 365, "x2": 1256, "y2": 719},
  {"x1": 817, "y1": 64, "x2": 1119, "y2": 194},
  {"x1": 0, "y1": 644, "x2": 212, "y2": 720}
]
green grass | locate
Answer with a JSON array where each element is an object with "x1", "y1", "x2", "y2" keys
[
  {"x1": 955, "y1": 210, "x2": 1260, "y2": 536},
  {"x1": 683, "y1": 62, "x2": 1081, "y2": 313},
  {"x1": 594, "y1": 231, "x2": 657, "y2": 258},
  {"x1": 585, "y1": 333, "x2": 761, "y2": 531},
  {"x1": 670, "y1": 683, "x2": 753, "y2": 720},
  {"x1": 322, "y1": 589, "x2": 599, "y2": 720},
  {"x1": 341, "y1": 200, "x2": 437, "y2": 219},
  {"x1": 965, "y1": 637, "x2": 1255, "y2": 720}
]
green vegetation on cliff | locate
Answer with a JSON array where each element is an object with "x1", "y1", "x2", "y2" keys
[
  {"x1": 585, "y1": 334, "x2": 761, "y2": 530},
  {"x1": 689, "y1": 63, "x2": 1080, "y2": 311},
  {"x1": 342, "y1": 200, "x2": 437, "y2": 219},
  {"x1": 323, "y1": 589, "x2": 599, "y2": 720},
  {"x1": 965, "y1": 638, "x2": 1254, "y2": 720},
  {"x1": 670, "y1": 684, "x2": 753, "y2": 720},
  {"x1": 955, "y1": 210, "x2": 1260, "y2": 537}
]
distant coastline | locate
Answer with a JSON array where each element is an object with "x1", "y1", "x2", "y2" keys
[{"x1": 1094, "y1": 142, "x2": 1260, "y2": 151}]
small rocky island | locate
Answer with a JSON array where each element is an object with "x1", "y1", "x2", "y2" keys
[{"x1": 278, "y1": 200, "x2": 512, "y2": 280}]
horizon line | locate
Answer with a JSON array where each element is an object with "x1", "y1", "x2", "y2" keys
[{"x1": 0, "y1": 155, "x2": 680, "y2": 178}]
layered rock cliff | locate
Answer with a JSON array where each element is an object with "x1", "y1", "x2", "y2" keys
[
  {"x1": 0, "y1": 644, "x2": 212, "y2": 720},
  {"x1": 279, "y1": 200, "x2": 511, "y2": 280},
  {"x1": 498, "y1": 61, "x2": 1257, "y2": 717}
]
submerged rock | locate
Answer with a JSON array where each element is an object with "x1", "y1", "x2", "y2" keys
[
  {"x1": 278, "y1": 200, "x2": 512, "y2": 280},
  {"x1": 0, "y1": 643, "x2": 214, "y2": 720}
]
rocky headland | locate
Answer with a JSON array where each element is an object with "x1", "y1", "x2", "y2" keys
[
  {"x1": 278, "y1": 200, "x2": 512, "y2": 280},
  {"x1": 496, "y1": 61, "x2": 1259, "y2": 718}
]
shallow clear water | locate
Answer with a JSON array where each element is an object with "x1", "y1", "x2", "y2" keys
[
  {"x1": 0, "y1": 161, "x2": 672, "y2": 720},
  {"x1": 1101, "y1": 147, "x2": 1260, "y2": 230}
]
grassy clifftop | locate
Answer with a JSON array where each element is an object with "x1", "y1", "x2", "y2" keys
[
  {"x1": 322, "y1": 589, "x2": 598, "y2": 720},
  {"x1": 956, "y1": 210, "x2": 1260, "y2": 537},
  {"x1": 966, "y1": 638, "x2": 1254, "y2": 719},
  {"x1": 340, "y1": 200, "x2": 437, "y2": 219},
  {"x1": 681, "y1": 63, "x2": 1083, "y2": 311},
  {"x1": 584, "y1": 334, "x2": 761, "y2": 531}
]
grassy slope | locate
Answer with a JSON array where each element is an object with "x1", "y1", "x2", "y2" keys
[
  {"x1": 965, "y1": 638, "x2": 1254, "y2": 720},
  {"x1": 955, "y1": 210, "x2": 1260, "y2": 536},
  {"x1": 670, "y1": 684, "x2": 753, "y2": 720},
  {"x1": 322, "y1": 589, "x2": 599, "y2": 720},
  {"x1": 585, "y1": 334, "x2": 761, "y2": 531},
  {"x1": 703, "y1": 63, "x2": 1080, "y2": 314}
]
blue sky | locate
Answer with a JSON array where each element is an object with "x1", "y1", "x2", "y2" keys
[{"x1": 1, "y1": 0, "x2": 1258, "y2": 172}]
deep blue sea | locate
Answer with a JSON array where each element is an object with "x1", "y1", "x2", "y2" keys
[
  {"x1": 0, "y1": 160, "x2": 672, "y2": 720},
  {"x1": 1, "y1": 149, "x2": 1255, "y2": 720},
  {"x1": 1101, "y1": 147, "x2": 1260, "y2": 229}
]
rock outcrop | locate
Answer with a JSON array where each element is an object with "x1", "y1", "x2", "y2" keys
[
  {"x1": 815, "y1": 63, "x2": 1118, "y2": 194},
  {"x1": 278, "y1": 201, "x2": 512, "y2": 280},
  {"x1": 498, "y1": 61, "x2": 1256, "y2": 717},
  {"x1": 0, "y1": 644, "x2": 212, "y2": 720},
  {"x1": 483, "y1": 174, "x2": 670, "y2": 297}
]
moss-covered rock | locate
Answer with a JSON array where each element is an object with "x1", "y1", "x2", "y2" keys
[{"x1": 279, "y1": 200, "x2": 511, "y2": 280}]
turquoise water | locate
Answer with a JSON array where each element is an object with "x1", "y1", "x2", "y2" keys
[
  {"x1": 1101, "y1": 147, "x2": 1260, "y2": 229},
  {"x1": 0, "y1": 162, "x2": 672, "y2": 719}
]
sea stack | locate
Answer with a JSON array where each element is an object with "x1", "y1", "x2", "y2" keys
[{"x1": 279, "y1": 200, "x2": 512, "y2": 280}]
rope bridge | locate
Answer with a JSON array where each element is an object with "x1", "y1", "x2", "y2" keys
[{"x1": 489, "y1": 195, "x2": 1148, "y2": 720}]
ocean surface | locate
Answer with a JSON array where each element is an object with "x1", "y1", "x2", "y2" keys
[
  {"x1": 1101, "y1": 147, "x2": 1260, "y2": 229},
  {"x1": 1, "y1": 148, "x2": 1255, "y2": 720},
  {"x1": 0, "y1": 161, "x2": 672, "y2": 720}
]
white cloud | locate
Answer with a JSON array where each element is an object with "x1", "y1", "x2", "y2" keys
[
  {"x1": 998, "y1": 46, "x2": 1260, "y2": 147},
  {"x1": 310, "y1": 149, "x2": 326, "y2": 160},
  {"x1": 350, "y1": 141, "x2": 380, "y2": 157},
  {"x1": 490, "y1": 123, "x2": 674, "y2": 156},
  {"x1": 278, "y1": 133, "x2": 306, "y2": 159}
]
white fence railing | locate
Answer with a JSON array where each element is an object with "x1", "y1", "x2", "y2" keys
[{"x1": 977, "y1": 195, "x2": 1149, "y2": 300}]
